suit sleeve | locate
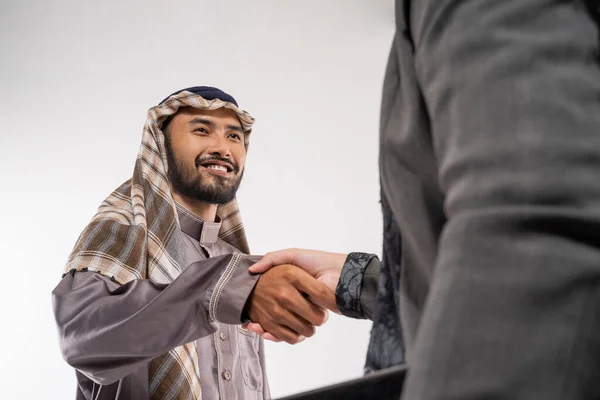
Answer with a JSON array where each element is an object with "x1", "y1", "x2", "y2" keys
[{"x1": 403, "y1": 1, "x2": 600, "y2": 398}]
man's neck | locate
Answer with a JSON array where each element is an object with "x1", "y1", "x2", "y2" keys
[{"x1": 172, "y1": 192, "x2": 218, "y2": 222}]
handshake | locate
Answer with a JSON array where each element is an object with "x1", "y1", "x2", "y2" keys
[{"x1": 243, "y1": 249, "x2": 348, "y2": 344}]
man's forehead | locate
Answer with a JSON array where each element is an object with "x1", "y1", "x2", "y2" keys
[{"x1": 175, "y1": 107, "x2": 242, "y2": 126}]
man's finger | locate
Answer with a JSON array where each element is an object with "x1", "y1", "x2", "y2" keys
[
  {"x1": 262, "y1": 332, "x2": 303, "y2": 343},
  {"x1": 282, "y1": 290, "x2": 329, "y2": 327},
  {"x1": 270, "y1": 275, "x2": 329, "y2": 329},
  {"x1": 244, "y1": 323, "x2": 284, "y2": 343},
  {"x1": 262, "y1": 332, "x2": 283, "y2": 343},
  {"x1": 244, "y1": 322, "x2": 265, "y2": 334},
  {"x1": 293, "y1": 272, "x2": 338, "y2": 312},
  {"x1": 273, "y1": 300, "x2": 318, "y2": 338},
  {"x1": 262, "y1": 321, "x2": 304, "y2": 344}
]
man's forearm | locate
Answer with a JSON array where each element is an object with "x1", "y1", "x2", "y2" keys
[{"x1": 52, "y1": 253, "x2": 259, "y2": 384}]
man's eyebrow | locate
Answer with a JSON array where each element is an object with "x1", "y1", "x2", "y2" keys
[
  {"x1": 188, "y1": 118, "x2": 214, "y2": 127},
  {"x1": 188, "y1": 118, "x2": 243, "y2": 133},
  {"x1": 227, "y1": 124, "x2": 243, "y2": 133}
]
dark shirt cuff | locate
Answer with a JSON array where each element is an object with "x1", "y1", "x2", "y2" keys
[
  {"x1": 335, "y1": 252, "x2": 379, "y2": 319},
  {"x1": 360, "y1": 257, "x2": 380, "y2": 320}
]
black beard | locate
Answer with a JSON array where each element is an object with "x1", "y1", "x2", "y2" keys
[{"x1": 165, "y1": 138, "x2": 243, "y2": 205}]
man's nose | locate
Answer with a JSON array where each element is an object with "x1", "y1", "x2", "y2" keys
[{"x1": 207, "y1": 134, "x2": 231, "y2": 157}]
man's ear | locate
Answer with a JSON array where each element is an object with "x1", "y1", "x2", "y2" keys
[{"x1": 161, "y1": 115, "x2": 174, "y2": 136}]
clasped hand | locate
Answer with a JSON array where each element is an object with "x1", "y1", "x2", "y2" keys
[{"x1": 243, "y1": 249, "x2": 347, "y2": 343}]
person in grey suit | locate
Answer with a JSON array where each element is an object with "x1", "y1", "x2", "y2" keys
[{"x1": 249, "y1": 0, "x2": 600, "y2": 398}]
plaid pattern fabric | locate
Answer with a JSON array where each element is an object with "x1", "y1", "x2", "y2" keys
[{"x1": 63, "y1": 90, "x2": 255, "y2": 399}]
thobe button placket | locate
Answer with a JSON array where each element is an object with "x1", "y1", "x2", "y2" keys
[
  {"x1": 222, "y1": 370, "x2": 231, "y2": 380},
  {"x1": 219, "y1": 331, "x2": 226, "y2": 340}
]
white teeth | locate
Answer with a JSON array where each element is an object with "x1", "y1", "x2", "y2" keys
[{"x1": 206, "y1": 165, "x2": 227, "y2": 172}]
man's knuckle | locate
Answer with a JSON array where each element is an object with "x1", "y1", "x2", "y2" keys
[
  {"x1": 282, "y1": 267, "x2": 294, "y2": 278},
  {"x1": 304, "y1": 326, "x2": 316, "y2": 337},
  {"x1": 281, "y1": 333, "x2": 295, "y2": 344},
  {"x1": 274, "y1": 288, "x2": 290, "y2": 301},
  {"x1": 318, "y1": 287, "x2": 330, "y2": 298},
  {"x1": 279, "y1": 296, "x2": 292, "y2": 308},
  {"x1": 314, "y1": 315, "x2": 326, "y2": 327},
  {"x1": 272, "y1": 308, "x2": 285, "y2": 321}
]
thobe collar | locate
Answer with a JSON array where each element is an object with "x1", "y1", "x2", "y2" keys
[{"x1": 175, "y1": 202, "x2": 221, "y2": 245}]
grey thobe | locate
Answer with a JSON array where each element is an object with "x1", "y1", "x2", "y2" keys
[{"x1": 52, "y1": 203, "x2": 270, "y2": 400}]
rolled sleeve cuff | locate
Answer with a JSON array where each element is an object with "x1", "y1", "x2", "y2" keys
[
  {"x1": 335, "y1": 252, "x2": 379, "y2": 319},
  {"x1": 209, "y1": 254, "x2": 261, "y2": 324},
  {"x1": 359, "y1": 256, "x2": 380, "y2": 320}
]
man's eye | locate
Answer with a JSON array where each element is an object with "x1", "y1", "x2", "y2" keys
[
  {"x1": 229, "y1": 133, "x2": 242, "y2": 141},
  {"x1": 194, "y1": 128, "x2": 208, "y2": 134}
]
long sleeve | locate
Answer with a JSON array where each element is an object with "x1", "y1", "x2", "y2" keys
[
  {"x1": 402, "y1": 1, "x2": 600, "y2": 399},
  {"x1": 51, "y1": 253, "x2": 260, "y2": 385}
]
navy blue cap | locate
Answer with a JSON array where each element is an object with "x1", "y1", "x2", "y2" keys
[{"x1": 159, "y1": 86, "x2": 238, "y2": 107}]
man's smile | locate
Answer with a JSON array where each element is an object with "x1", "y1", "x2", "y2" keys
[
  {"x1": 197, "y1": 159, "x2": 235, "y2": 177},
  {"x1": 200, "y1": 164, "x2": 230, "y2": 177}
]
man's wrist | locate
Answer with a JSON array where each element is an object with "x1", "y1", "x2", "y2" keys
[
  {"x1": 241, "y1": 285, "x2": 256, "y2": 323},
  {"x1": 210, "y1": 254, "x2": 261, "y2": 324}
]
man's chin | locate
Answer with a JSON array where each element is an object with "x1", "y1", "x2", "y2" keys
[{"x1": 194, "y1": 185, "x2": 238, "y2": 204}]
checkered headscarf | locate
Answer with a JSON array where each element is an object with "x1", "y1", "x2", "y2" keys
[{"x1": 63, "y1": 87, "x2": 255, "y2": 399}]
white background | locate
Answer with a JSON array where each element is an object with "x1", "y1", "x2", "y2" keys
[{"x1": 0, "y1": 1, "x2": 394, "y2": 398}]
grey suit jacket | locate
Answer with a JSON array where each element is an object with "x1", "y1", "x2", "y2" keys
[{"x1": 345, "y1": 0, "x2": 600, "y2": 398}]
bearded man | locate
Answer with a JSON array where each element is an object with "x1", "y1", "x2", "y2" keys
[{"x1": 51, "y1": 86, "x2": 335, "y2": 400}]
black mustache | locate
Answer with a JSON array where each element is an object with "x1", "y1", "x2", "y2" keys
[{"x1": 195, "y1": 156, "x2": 239, "y2": 173}]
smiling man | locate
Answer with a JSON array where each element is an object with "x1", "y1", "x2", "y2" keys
[
  {"x1": 164, "y1": 106, "x2": 246, "y2": 214},
  {"x1": 51, "y1": 86, "x2": 335, "y2": 400}
]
